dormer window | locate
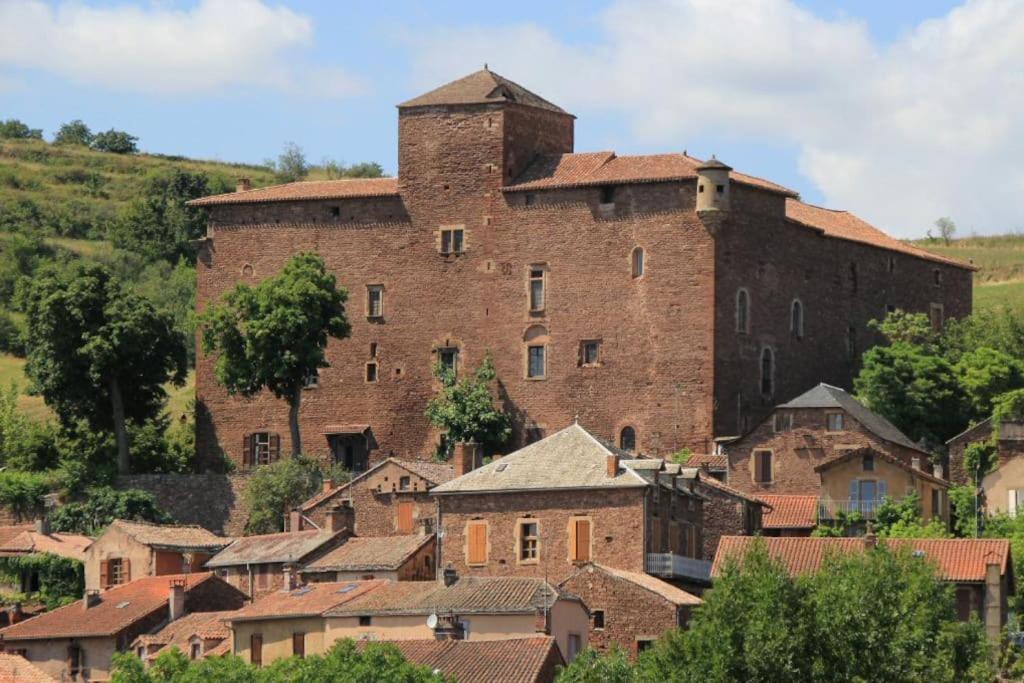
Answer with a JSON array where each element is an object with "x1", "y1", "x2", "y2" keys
[{"x1": 826, "y1": 412, "x2": 845, "y2": 432}]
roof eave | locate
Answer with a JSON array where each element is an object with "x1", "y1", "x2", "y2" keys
[{"x1": 431, "y1": 483, "x2": 647, "y2": 496}]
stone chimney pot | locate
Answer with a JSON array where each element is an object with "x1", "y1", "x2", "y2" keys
[
  {"x1": 606, "y1": 454, "x2": 620, "y2": 478},
  {"x1": 83, "y1": 589, "x2": 100, "y2": 611},
  {"x1": 236, "y1": 178, "x2": 251, "y2": 193},
  {"x1": 169, "y1": 579, "x2": 185, "y2": 621},
  {"x1": 453, "y1": 442, "x2": 481, "y2": 477}
]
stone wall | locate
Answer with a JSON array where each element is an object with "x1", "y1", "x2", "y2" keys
[{"x1": 116, "y1": 474, "x2": 252, "y2": 536}]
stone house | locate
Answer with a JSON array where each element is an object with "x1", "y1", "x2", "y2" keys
[
  {"x1": 130, "y1": 610, "x2": 233, "y2": 665},
  {"x1": 713, "y1": 536, "x2": 1014, "y2": 641},
  {"x1": 84, "y1": 520, "x2": 230, "y2": 592},
  {"x1": 431, "y1": 425, "x2": 708, "y2": 588},
  {"x1": 725, "y1": 383, "x2": 934, "y2": 496},
  {"x1": 685, "y1": 471, "x2": 766, "y2": 561},
  {"x1": 0, "y1": 522, "x2": 91, "y2": 594},
  {"x1": 0, "y1": 573, "x2": 246, "y2": 681},
  {"x1": 300, "y1": 458, "x2": 454, "y2": 536},
  {"x1": 558, "y1": 563, "x2": 700, "y2": 658},
  {"x1": 300, "y1": 533, "x2": 436, "y2": 582},
  {"x1": 946, "y1": 418, "x2": 1024, "y2": 515},
  {"x1": 190, "y1": 68, "x2": 972, "y2": 471}
]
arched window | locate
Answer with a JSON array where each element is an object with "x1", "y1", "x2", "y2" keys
[
  {"x1": 760, "y1": 347, "x2": 774, "y2": 398},
  {"x1": 736, "y1": 288, "x2": 750, "y2": 333},
  {"x1": 619, "y1": 426, "x2": 636, "y2": 453},
  {"x1": 631, "y1": 247, "x2": 645, "y2": 279},
  {"x1": 790, "y1": 299, "x2": 803, "y2": 340},
  {"x1": 524, "y1": 325, "x2": 549, "y2": 379}
]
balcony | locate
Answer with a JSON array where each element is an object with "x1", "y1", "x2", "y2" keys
[
  {"x1": 818, "y1": 498, "x2": 882, "y2": 521},
  {"x1": 645, "y1": 553, "x2": 712, "y2": 583}
]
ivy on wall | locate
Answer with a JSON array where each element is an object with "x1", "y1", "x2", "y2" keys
[{"x1": 0, "y1": 553, "x2": 83, "y2": 609}]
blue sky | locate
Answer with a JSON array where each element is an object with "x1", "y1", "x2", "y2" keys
[{"x1": 2, "y1": 0, "x2": 1021, "y2": 237}]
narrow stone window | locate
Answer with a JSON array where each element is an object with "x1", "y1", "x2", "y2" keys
[
  {"x1": 736, "y1": 288, "x2": 750, "y2": 333},
  {"x1": 519, "y1": 520, "x2": 539, "y2": 562},
  {"x1": 366, "y1": 285, "x2": 384, "y2": 318},
  {"x1": 863, "y1": 454, "x2": 874, "y2": 471},
  {"x1": 440, "y1": 228, "x2": 465, "y2": 255},
  {"x1": 753, "y1": 450, "x2": 773, "y2": 483},
  {"x1": 592, "y1": 610, "x2": 605, "y2": 629},
  {"x1": 620, "y1": 426, "x2": 636, "y2": 453},
  {"x1": 790, "y1": 299, "x2": 803, "y2": 340},
  {"x1": 888, "y1": 255, "x2": 896, "y2": 273},
  {"x1": 529, "y1": 268, "x2": 545, "y2": 312},
  {"x1": 760, "y1": 347, "x2": 774, "y2": 398},
  {"x1": 599, "y1": 186, "x2": 615, "y2": 205},
  {"x1": 437, "y1": 347, "x2": 459, "y2": 377},
  {"x1": 631, "y1": 247, "x2": 645, "y2": 279},
  {"x1": 370, "y1": 342, "x2": 378, "y2": 358},
  {"x1": 365, "y1": 362, "x2": 378, "y2": 383},
  {"x1": 849, "y1": 262, "x2": 858, "y2": 294},
  {"x1": 934, "y1": 268, "x2": 942, "y2": 286},
  {"x1": 930, "y1": 303, "x2": 945, "y2": 332},
  {"x1": 580, "y1": 340, "x2": 600, "y2": 367},
  {"x1": 527, "y1": 345, "x2": 546, "y2": 378}
]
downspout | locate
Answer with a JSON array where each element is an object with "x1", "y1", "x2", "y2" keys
[{"x1": 435, "y1": 499, "x2": 443, "y2": 583}]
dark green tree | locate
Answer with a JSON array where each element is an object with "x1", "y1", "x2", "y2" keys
[
  {"x1": 243, "y1": 455, "x2": 321, "y2": 534},
  {"x1": 91, "y1": 128, "x2": 138, "y2": 154},
  {"x1": 425, "y1": 353, "x2": 511, "y2": 457},
  {"x1": 954, "y1": 347, "x2": 1024, "y2": 422},
  {"x1": 201, "y1": 253, "x2": 350, "y2": 456},
  {"x1": 22, "y1": 262, "x2": 187, "y2": 473},
  {"x1": 556, "y1": 647, "x2": 636, "y2": 682},
  {"x1": 267, "y1": 141, "x2": 309, "y2": 183},
  {"x1": 49, "y1": 486, "x2": 171, "y2": 536},
  {"x1": 53, "y1": 119, "x2": 94, "y2": 146},
  {"x1": 0, "y1": 119, "x2": 42, "y2": 140}
]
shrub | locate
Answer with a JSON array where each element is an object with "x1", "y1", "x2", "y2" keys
[
  {"x1": 0, "y1": 554, "x2": 83, "y2": 608},
  {"x1": 53, "y1": 120, "x2": 94, "y2": 147},
  {"x1": 244, "y1": 456, "x2": 321, "y2": 534},
  {"x1": 91, "y1": 129, "x2": 138, "y2": 154},
  {"x1": 49, "y1": 486, "x2": 171, "y2": 535},
  {"x1": 0, "y1": 119, "x2": 43, "y2": 140}
]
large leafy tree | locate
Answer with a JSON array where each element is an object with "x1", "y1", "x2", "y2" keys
[
  {"x1": 201, "y1": 253, "x2": 350, "y2": 456},
  {"x1": 425, "y1": 353, "x2": 511, "y2": 456},
  {"x1": 22, "y1": 262, "x2": 187, "y2": 474},
  {"x1": 954, "y1": 347, "x2": 1024, "y2": 423}
]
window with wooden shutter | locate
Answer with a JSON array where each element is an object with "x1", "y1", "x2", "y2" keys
[
  {"x1": 467, "y1": 522, "x2": 487, "y2": 565},
  {"x1": 269, "y1": 433, "x2": 281, "y2": 461},
  {"x1": 292, "y1": 632, "x2": 305, "y2": 658},
  {"x1": 100, "y1": 559, "x2": 110, "y2": 589},
  {"x1": 123, "y1": 557, "x2": 131, "y2": 583},
  {"x1": 397, "y1": 502, "x2": 414, "y2": 534},
  {"x1": 571, "y1": 519, "x2": 591, "y2": 562},
  {"x1": 250, "y1": 634, "x2": 263, "y2": 667},
  {"x1": 753, "y1": 450, "x2": 772, "y2": 483},
  {"x1": 242, "y1": 434, "x2": 252, "y2": 466}
]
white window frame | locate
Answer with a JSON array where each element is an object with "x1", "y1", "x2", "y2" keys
[
  {"x1": 528, "y1": 267, "x2": 545, "y2": 312},
  {"x1": 366, "y1": 285, "x2": 384, "y2": 318}
]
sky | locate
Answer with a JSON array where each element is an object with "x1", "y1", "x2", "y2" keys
[{"x1": 1, "y1": 0, "x2": 1022, "y2": 238}]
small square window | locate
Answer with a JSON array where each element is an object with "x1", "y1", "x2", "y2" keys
[
  {"x1": 599, "y1": 186, "x2": 615, "y2": 204},
  {"x1": 525, "y1": 193, "x2": 536, "y2": 206},
  {"x1": 367, "y1": 285, "x2": 384, "y2": 318},
  {"x1": 826, "y1": 413, "x2": 845, "y2": 432},
  {"x1": 329, "y1": 206, "x2": 340, "y2": 217},
  {"x1": 303, "y1": 370, "x2": 319, "y2": 389},
  {"x1": 773, "y1": 412, "x2": 792, "y2": 433},
  {"x1": 358, "y1": 616, "x2": 371, "y2": 626},
  {"x1": 593, "y1": 610, "x2": 605, "y2": 630},
  {"x1": 438, "y1": 347, "x2": 459, "y2": 377},
  {"x1": 715, "y1": 184, "x2": 725, "y2": 194},
  {"x1": 399, "y1": 476, "x2": 411, "y2": 490},
  {"x1": 365, "y1": 362, "x2": 378, "y2": 383},
  {"x1": 863, "y1": 454, "x2": 874, "y2": 471},
  {"x1": 580, "y1": 341, "x2": 600, "y2": 366},
  {"x1": 440, "y1": 228, "x2": 465, "y2": 255}
]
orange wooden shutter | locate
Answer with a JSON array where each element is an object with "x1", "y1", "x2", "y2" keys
[
  {"x1": 575, "y1": 520, "x2": 591, "y2": 561},
  {"x1": 123, "y1": 558, "x2": 131, "y2": 583},
  {"x1": 251, "y1": 634, "x2": 262, "y2": 667},
  {"x1": 99, "y1": 560, "x2": 109, "y2": 589},
  {"x1": 269, "y1": 433, "x2": 281, "y2": 460},
  {"x1": 468, "y1": 523, "x2": 486, "y2": 564},
  {"x1": 397, "y1": 502, "x2": 414, "y2": 534},
  {"x1": 242, "y1": 435, "x2": 252, "y2": 466}
]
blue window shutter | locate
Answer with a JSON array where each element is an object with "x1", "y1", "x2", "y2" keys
[
  {"x1": 878, "y1": 480, "x2": 888, "y2": 501},
  {"x1": 848, "y1": 479, "x2": 859, "y2": 501}
]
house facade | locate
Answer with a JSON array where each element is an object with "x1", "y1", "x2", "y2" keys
[
  {"x1": 947, "y1": 418, "x2": 1024, "y2": 516},
  {"x1": 190, "y1": 68, "x2": 972, "y2": 471}
]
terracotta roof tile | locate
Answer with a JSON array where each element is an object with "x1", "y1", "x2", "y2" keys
[
  {"x1": 399, "y1": 69, "x2": 568, "y2": 114},
  {"x1": 759, "y1": 495, "x2": 819, "y2": 529},
  {"x1": 0, "y1": 653, "x2": 56, "y2": 682},
  {"x1": 0, "y1": 573, "x2": 219, "y2": 640},
  {"x1": 687, "y1": 454, "x2": 727, "y2": 471},
  {"x1": 112, "y1": 519, "x2": 230, "y2": 552},
  {"x1": 204, "y1": 639, "x2": 231, "y2": 657},
  {"x1": 188, "y1": 177, "x2": 399, "y2": 207},
  {"x1": 785, "y1": 200, "x2": 974, "y2": 270},
  {"x1": 206, "y1": 529, "x2": 342, "y2": 568},
  {"x1": 131, "y1": 610, "x2": 234, "y2": 658},
  {"x1": 229, "y1": 580, "x2": 385, "y2": 621},
  {"x1": 0, "y1": 525, "x2": 33, "y2": 548},
  {"x1": 359, "y1": 637, "x2": 563, "y2": 683},
  {"x1": 712, "y1": 536, "x2": 1012, "y2": 582},
  {"x1": 326, "y1": 577, "x2": 568, "y2": 617},
  {"x1": 506, "y1": 152, "x2": 797, "y2": 196},
  {"x1": 813, "y1": 446, "x2": 948, "y2": 488},
  {"x1": 0, "y1": 530, "x2": 91, "y2": 561},
  {"x1": 302, "y1": 534, "x2": 433, "y2": 573},
  {"x1": 565, "y1": 564, "x2": 701, "y2": 606}
]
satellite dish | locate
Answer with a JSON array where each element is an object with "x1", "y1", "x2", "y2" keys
[{"x1": 426, "y1": 613, "x2": 439, "y2": 629}]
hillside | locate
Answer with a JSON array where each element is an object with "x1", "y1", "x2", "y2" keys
[{"x1": 911, "y1": 234, "x2": 1024, "y2": 314}]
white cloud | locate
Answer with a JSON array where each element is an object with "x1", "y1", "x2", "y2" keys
[
  {"x1": 406, "y1": 0, "x2": 1024, "y2": 236},
  {"x1": 0, "y1": 0, "x2": 364, "y2": 98}
]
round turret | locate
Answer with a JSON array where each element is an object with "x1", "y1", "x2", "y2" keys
[{"x1": 696, "y1": 156, "x2": 732, "y2": 212}]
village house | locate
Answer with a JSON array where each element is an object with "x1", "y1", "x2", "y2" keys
[
  {"x1": 84, "y1": 520, "x2": 230, "y2": 592},
  {"x1": 0, "y1": 521, "x2": 91, "y2": 595},
  {"x1": 189, "y1": 68, "x2": 972, "y2": 471},
  {"x1": 558, "y1": 563, "x2": 700, "y2": 658},
  {"x1": 300, "y1": 533, "x2": 435, "y2": 582},
  {"x1": 758, "y1": 495, "x2": 818, "y2": 537},
  {"x1": 0, "y1": 573, "x2": 246, "y2": 681},
  {"x1": 300, "y1": 458, "x2": 454, "y2": 535},
  {"x1": 713, "y1": 536, "x2": 1014, "y2": 640},
  {"x1": 684, "y1": 470, "x2": 766, "y2": 560},
  {"x1": 130, "y1": 610, "x2": 234, "y2": 666},
  {"x1": 947, "y1": 418, "x2": 1024, "y2": 515},
  {"x1": 356, "y1": 637, "x2": 564, "y2": 683}
]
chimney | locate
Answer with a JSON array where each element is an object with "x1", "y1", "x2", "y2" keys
[
  {"x1": 236, "y1": 177, "x2": 251, "y2": 193},
  {"x1": 534, "y1": 607, "x2": 550, "y2": 634},
  {"x1": 8, "y1": 602, "x2": 23, "y2": 625},
  {"x1": 35, "y1": 515, "x2": 50, "y2": 536},
  {"x1": 282, "y1": 564, "x2": 301, "y2": 592},
  {"x1": 984, "y1": 560, "x2": 1002, "y2": 641},
  {"x1": 83, "y1": 589, "x2": 100, "y2": 610},
  {"x1": 432, "y1": 614, "x2": 465, "y2": 641},
  {"x1": 322, "y1": 479, "x2": 334, "y2": 494},
  {"x1": 168, "y1": 579, "x2": 185, "y2": 622},
  {"x1": 453, "y1": 442, "x2": 481, "y2": 477},
  {"x1": 326, "y1": 502, "x2": 354, "y2": 534},
  {"x1": 933, "y1": 462, "x2": 944, "y2": 479},
  {"x1": 606, "y1": 454, "x2": 620, "y2": 478},
  {"x1": 289, "y1": 508, "x2": 303, "y2": 532},
  {"x1": 442, "y1": 566, "x2": 458, "y2": 587}
]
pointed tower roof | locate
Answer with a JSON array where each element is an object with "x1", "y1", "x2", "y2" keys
[{"x1": 399, "y1": 68, "x2": 569, "y2": 114}]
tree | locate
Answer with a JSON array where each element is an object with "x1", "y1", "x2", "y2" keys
[
  {"x1": 872, "y1": 491, "x2": 951, "y2": 539},
  {"x1": 321, "y1": 159, "x2": 385, "y2": 179},
  {"x1": 268, "y1": 141, "x2": 309, "y2": 182},
  {"x1": 870, "y1": 310, "x2": 936, "y2": 347},
  {"x1": 53, "y1": 119, "x2": 94, "y2": 146},
  {"x1": 425, "y1": 353, "x2": 511, "y2": 457},
  {"x1": 50, "y1": 486, "x2": 171, "y2": 536},
  {"x1": 108, "y1": 168, "x2": 230, "y2": 263},
  {"x1": 0, "y1": 119, "x2": 42, "y2": 140},
  {"x1": 854, "y1": 341, "x2": 966, "y2": 446},
  {"x1": 91, "y1": 128, "x2": 138, "y2": 154},
  {"x1": 954, "y1": 347, "x2": 1024, "y2": 422},
  {"x1": 243, "y1": 455, "x2": 321, "y2": 534},
  {"x1": 22, "y1": 262, "x2": 187, "y2": 473},
  {"x1": 201, "y1": 253, "x2": 350, "y2": 455},
  {"x1": 935, "y1": 216, "x2": 957, "y2": 245},
  {"x1": 556, "y1": 647, "x2": 636, "y2": 682}
]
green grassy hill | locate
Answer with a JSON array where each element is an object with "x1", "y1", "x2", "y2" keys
[{"x1": 911, "y1": 235, "x2": 1024, "y2": 313}]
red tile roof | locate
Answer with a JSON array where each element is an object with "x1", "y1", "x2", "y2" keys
[
  {"x1": 785, "y1": 199, "x2": 974, "y2": 270},
  {"x1": 760, "y1": 495, "x2": 819, "y2": 529},
  {"x1": 0, "y1": 525, "x2": 33, "y2": 548},
  {"x1": 399, "y1": 69, "x2": 568, "y2": 115},
  {"x1": 813, "y1": 447, "x2": 949, "y2": 488},
  {"x1": 712, "y1": 536, "x2": 1012, "y2": 583},
  {"x1": 505, "y1": 152, "x2": 796, "y2": 196},
  {"x1": 359, "y1": 637, "x2": 563, "y2": 683},
  {"x1": 130, "y1": 610, "x2": 234, "y2": 660},
  {"x1": 111, "y1": 519, "x2": 230, "y2": 552},
  {"x1": 302, "y1": 534, "x2": 433, "y2": 573},
  {"x1": 205, "y1": 529, "x2": 342, "y2": 567},
  {"x1": 228, "y1": 580, "x2": 386, "y2": 621},
  {"x1": 0, "y1": 530, "x2": 91, "y2": 561},
  {"x1": 0, "y1": 653, "x2": 55, "y2": 682},
  {"x1": 687, "y1": 453, "x2": 727, "y2": 471},
  {"x1": 0, "y1": 573, "x2": 220, "y2": 640},
  {"x1": 188, "y1": 177, "x2": 399, "y2": 206}
]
